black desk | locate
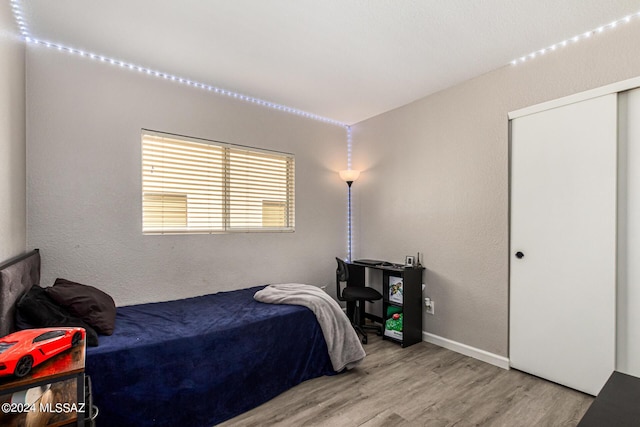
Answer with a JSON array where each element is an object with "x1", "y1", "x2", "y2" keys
[
  {"x1": 348, "y1": 261, "x2": 424, "y2": 348},
  {"x1": 578, "y1": 371, "x2": 640, "y2": 426}
]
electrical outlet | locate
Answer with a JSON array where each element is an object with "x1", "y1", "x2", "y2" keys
[{"x1": 424, "y1": 297, "x2": 434, "y2": 315}]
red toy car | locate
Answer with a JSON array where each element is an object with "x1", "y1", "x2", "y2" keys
[{"x1": 0, "y1": 327, "x2": 85, "y2": 378}]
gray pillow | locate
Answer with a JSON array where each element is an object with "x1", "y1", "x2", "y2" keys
[{"x1": 46, "y1": 278, "x2": 116, "y2": 335}]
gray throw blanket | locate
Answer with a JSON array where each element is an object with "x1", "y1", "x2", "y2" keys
[{"x1": 254, "y1": 283, "x2": 366, "y2": 371}]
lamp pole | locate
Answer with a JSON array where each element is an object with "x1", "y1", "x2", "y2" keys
[
  {"x1": 339, "y1": 170, "x2": 360, "y2": 262},
  {"x1": 346, "y1": 179, "x2": 353, "y2": 261}
]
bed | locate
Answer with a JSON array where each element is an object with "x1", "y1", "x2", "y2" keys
[{"x1": 0, "y1": 250, "x2": 347, "y2": 426}]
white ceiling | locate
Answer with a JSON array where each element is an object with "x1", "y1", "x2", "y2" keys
[{"x1": 21, "y1": 0, "x2": 640, "y2": 124}]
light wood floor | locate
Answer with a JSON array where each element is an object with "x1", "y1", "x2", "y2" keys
[{"x1": 219, "y1": 337, "x2": 593, "y2": 426}]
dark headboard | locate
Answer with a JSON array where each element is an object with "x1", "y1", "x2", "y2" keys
[{"x1": 0, "y1": 249, "x2": 40, "y2": 337}]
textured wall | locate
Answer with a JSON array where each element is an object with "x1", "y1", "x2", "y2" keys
[
  {"x1": 0, "y1": 6, "x2": 26, "y2": 262},
  {"x1": 26, "y1": 47, "x2": 347, "y2": 305},
  {"x1": 353, "y1": 23, "x2": 640, "y2": 357}
]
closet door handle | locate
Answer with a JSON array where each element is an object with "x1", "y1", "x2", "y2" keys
[{"x1": 515, "y1": 251, "x2": 524, "y2": 259}]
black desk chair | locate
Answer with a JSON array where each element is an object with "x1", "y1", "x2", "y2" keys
[{"x1": 336, "y1": 257, "x2": 382, "y2": 344}]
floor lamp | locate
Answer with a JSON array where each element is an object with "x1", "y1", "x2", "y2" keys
[{"x1": 339, "y1": 169, "x2": 360, "y2": 261}]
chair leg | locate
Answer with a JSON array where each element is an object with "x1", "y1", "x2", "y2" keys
[
  {"x1": 345, "y1": 300, "x2": 376, "y2": 344},
  {"x1": 346, "y1": 301, "x2": 356, "y2": 323},
  {"x1": 362, "y1": 323, "x2": 382, "y2": 336},
  {"x1": 353, "y1": 324, "x2": 367, "y2": 344},
  {"x1": 354, "y1": 301, "x2": 369, "y2": 344}
]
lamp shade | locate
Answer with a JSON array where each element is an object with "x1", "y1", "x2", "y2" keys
[{"x1": 339, "y1": 169, "x2": 360, "y2": 183}]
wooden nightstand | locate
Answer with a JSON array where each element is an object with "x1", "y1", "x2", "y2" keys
[{"x1": 0, "y1": 337, "x2": 85, "y2": 427}]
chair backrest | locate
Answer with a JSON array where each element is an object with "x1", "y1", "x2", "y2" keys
[
  {"x1": 336, "y1": 257, "x2": 349, "y2": 301},
  {"x1": 336, "y1": 257, "x2": 349, "y2": 281}
]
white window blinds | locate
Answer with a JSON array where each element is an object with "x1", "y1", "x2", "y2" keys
[{"x1": 142, "y1": 131, "x2": 295, "y2": 234}]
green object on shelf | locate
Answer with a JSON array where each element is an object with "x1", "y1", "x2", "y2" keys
[
  {"x1": 386, "y1": 305, "x2": 402, "y2": 317},
  {"x1": 385, "y1": 313, "x2": 403, "y2": 332}
]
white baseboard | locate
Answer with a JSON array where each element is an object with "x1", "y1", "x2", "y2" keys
[{"x1": 422, "y1": 331, "x2": 510, "y2": 370}]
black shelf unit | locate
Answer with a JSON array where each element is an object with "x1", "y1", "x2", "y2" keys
[
  {"x1": 381, "y1": 267, "x2": 424, "y2": 348},
  {"x1": 348, "y1": 262, "x2": 424, "y2": 348}
]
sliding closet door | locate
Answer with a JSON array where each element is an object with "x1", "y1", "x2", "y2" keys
[
  {"x1": 510, "y1": 94, "x2": 617, "y2": 396},
  {"x1": 618, "y1": 88, "x2": 640, "y2": 377}
]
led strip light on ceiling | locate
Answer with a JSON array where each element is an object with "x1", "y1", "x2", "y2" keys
[
  {"x1": 9, "y1": 0, "x2": 27, "y2": 38},
  {"x1": 511, "y1": 11, "x2": 640, "y2": 65},
  {"x1": 9, "y1": 0, "x2": 346, "y2": 128},
  {"x1": 12, "y1": 1, "x2": 640, "y2": 115},
  {"x1": 10, "y1": 0, "x2": 357, "y2": 259},
  {"x1": 28, "y1": 37, "x2": 347, "y2": 127},
  {"x1": 14, "y1": 2, "x2": 638, "y2": 260},
  {"x1": 12, "y1": 0, "x2": 640, "y2": 119}
]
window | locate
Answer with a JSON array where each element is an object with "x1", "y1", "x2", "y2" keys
[{"x1": 142, "y1": 130, "x2": 295, "y2": 234}]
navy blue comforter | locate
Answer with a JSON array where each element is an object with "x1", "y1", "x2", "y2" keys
[{"x1": 86, "y1": 286, "x2": 334, "y2": 426}]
